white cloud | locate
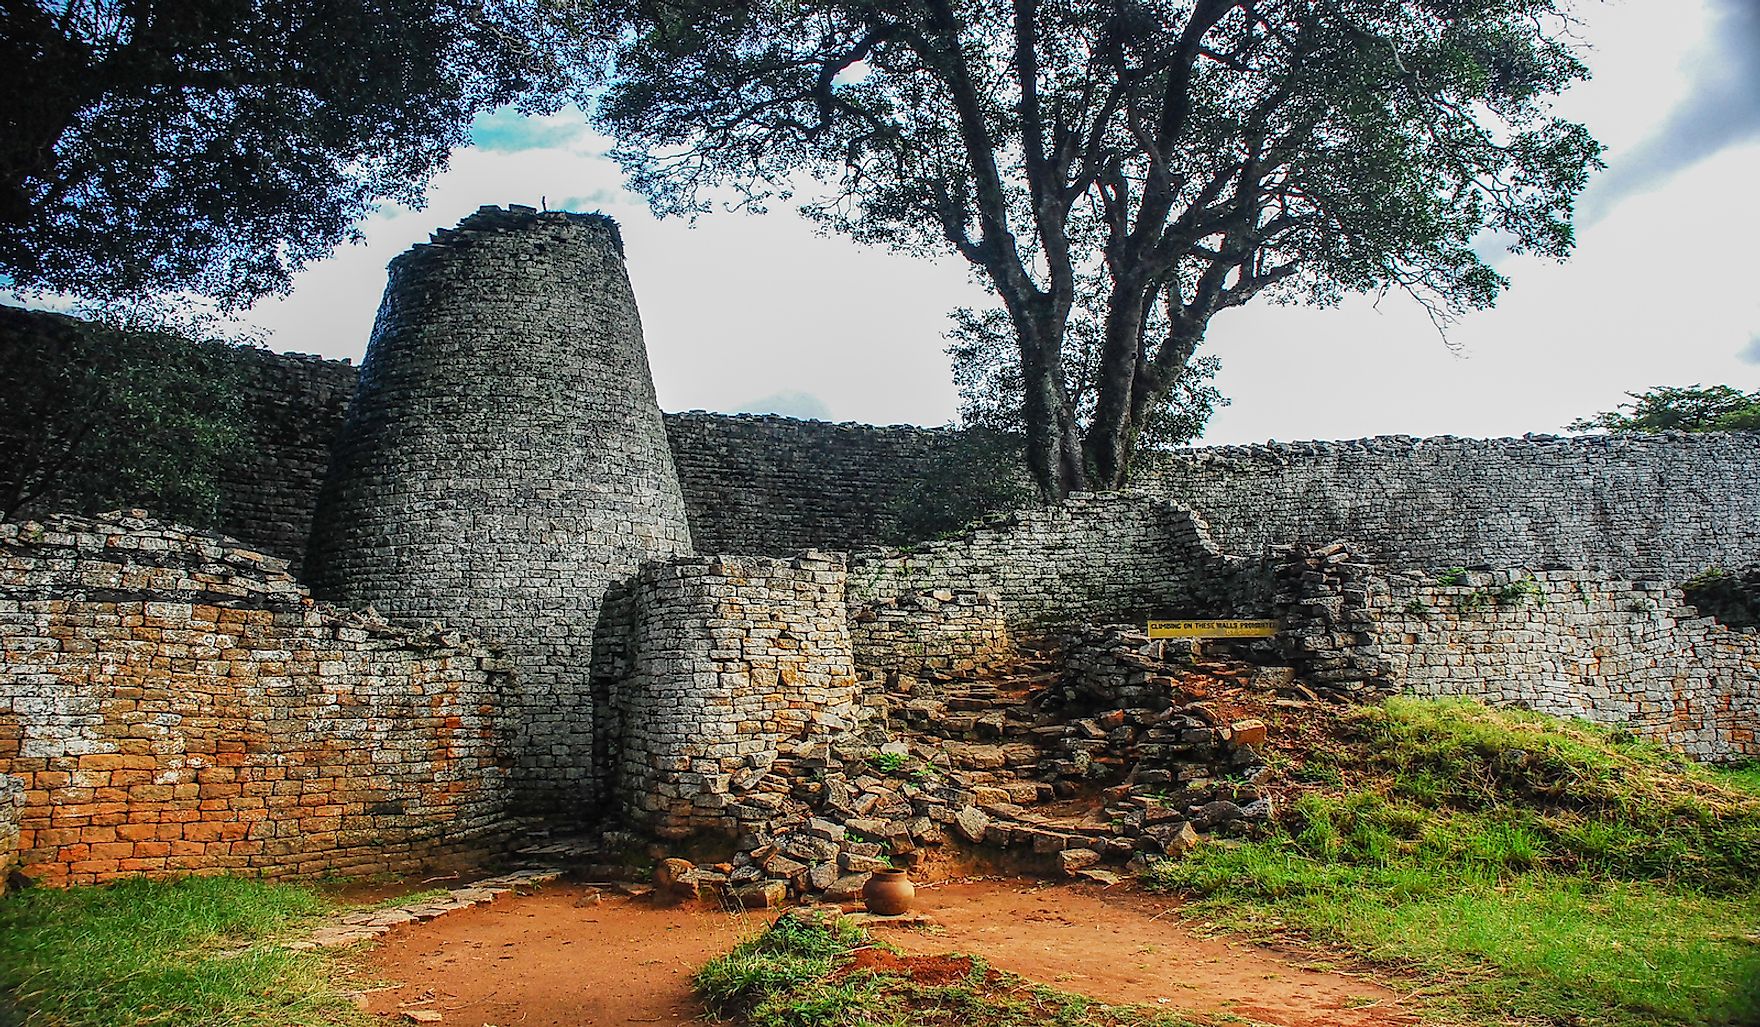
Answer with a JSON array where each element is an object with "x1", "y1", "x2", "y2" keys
[
  {"x1": 1740, "y1": 336, "x2": 1760, "y2": 366},
  {"x1": 239, "y1": 3, "x2": 1760, "y2": 443}
]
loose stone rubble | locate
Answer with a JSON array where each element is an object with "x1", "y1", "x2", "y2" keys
[{"x1": 644, "y1": 626, "x2": 1276, "y2": 905}]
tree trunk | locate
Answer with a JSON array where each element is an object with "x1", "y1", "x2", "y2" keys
[
  {"x1": 1084, "y1": 273, "x2": 1156, "y2": 489},
  {"x1": 1015, "y1": 314, "x2": 1084, "y2": 501}
]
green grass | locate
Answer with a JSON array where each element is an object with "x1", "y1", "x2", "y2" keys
[
  {"x1": 696, "y1": 913, "x2": 1216, "y2": 1027},
  {"x1": 1706, "y1": 762, "x2": 1760, "y2": 798},
  {"x1": 0, "y1": 876, "x2": 366, "y2": 1027},
  {"x1": 1143, "y1": 698, "x2": 1760, "y2": 1027}
]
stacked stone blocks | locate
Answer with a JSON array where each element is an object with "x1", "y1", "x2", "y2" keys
[
  {"x1": 305, "y1": 206, "x2": 694, "y2": 817},
  {"x1": 0, "y1": 512, "x2": 518, "y2": 886},
  {"x1": 615, "y1": 552, "x2": 859, "y2": 837},
  {"x1": 849, "y1": 588, "x2": 1013, "y2": 677}
]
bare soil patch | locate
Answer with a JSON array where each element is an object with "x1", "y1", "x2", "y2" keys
[
  {"x1": 358, "y1": 879, "x2": 1412, "y2": 1027},
  {"x1": 874, "y1": 879, "x2": 1415, "y2": 1027}
]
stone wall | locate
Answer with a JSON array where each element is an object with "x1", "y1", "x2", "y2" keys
[
  {"x1": 663, "y1": 412, "x2": 951, "y2": 554},
  {"x1": 1369, "y1": 567, "x2": 1760, "y2": 762},
  {"x1": 847, "y1": 493, "x2": 1261, "y2": 635},
  {"x1": 1261, "y1": 542, "x2": 1760, "y2": 762},
  {"x1": 1141, "y1": 433, "x2": 1760, "y2": 576},
  {"x1": 212, "y1": 347, "x2": 357, "y2": 573},
  {"x1": 11, "y1": 294, "x2": 1760, "y2": 587},
  {"x1": 849, "y1": 588, "x2": 1014, "y2": 677},
  {"x1": 614, "y1": 553, "x2": 858, "y2": 838},
  {"x1": 0, "y1": 512, "x2": 519, "y2": 886},
  {"x1": 305, "y1": 206, "x2": 695, "y2": 818}
]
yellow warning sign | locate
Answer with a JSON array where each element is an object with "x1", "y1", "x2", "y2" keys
[{"x1": 1147, "y1": 619, "x2": 1279, "y2": 639}]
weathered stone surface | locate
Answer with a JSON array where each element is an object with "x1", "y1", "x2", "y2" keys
[
  {"x1": 1146, "y1": 821, "x2": 1201, "y2": 856},
  {"x1": 1057, "y1": 848, "x2": 1102, "y2": 874},
  {"x1": 306, "y1": 206, "x2": 694, "y2": 817},
  {"x1": 735, "y1": 881, "x2": 789, "y2": 909},
  {"x1": 952, "y1": 806, "x2": 991, "y2": 844},
  {"x1": 0, "y1": 512, "x2": 516, "y2": 887},
  {"x1": 614, "y1": 553, "x2": 860, "y2": 836}
]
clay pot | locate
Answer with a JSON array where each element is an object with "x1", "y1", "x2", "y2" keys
[{"x1": 862, "y1": 868, "x2": 916, "y2": 915}]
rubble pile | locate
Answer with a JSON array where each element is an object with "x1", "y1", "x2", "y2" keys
[{"x1": 652, "y1": 627, "x2": 1280, "y2": 906}]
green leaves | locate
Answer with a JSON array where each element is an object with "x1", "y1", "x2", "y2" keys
[
  {"x1": 0, "y1": 307, "x2": 247, "y2": 524},
  {"x1": 1570, "y1": 385, "x2": 1760, "y2": 434},
  {"x1": 0, "y1": 0, "x2": 602, "y2": 309}
]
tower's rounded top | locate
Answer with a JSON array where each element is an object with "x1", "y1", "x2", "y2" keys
[{"x1": 391, "y1": 204, "x2": 624, "y2": 274}]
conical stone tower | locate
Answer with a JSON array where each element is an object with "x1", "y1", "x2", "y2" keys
[{"x1": 306, "y1": 205, "x2": 694, "y2": 816}]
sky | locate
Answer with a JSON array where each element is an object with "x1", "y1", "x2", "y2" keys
[{"x1": 233, "y1": 0, "x2": 1760, "y2": 444}]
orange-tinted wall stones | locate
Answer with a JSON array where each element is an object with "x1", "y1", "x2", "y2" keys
[{"x1": 0, "y1": 511, "x2": 520, "y2": 887}]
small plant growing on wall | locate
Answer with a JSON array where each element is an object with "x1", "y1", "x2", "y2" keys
[
  {"x1": 1457, "y1": 589, "x2": 1493, "y2": 613},
  {"x1": 1495, "y1": 578, "x2": 1546, "y2": 607},
  {"x1": 1403, "y1": 599, "x2": 1433, "y2": 620},
  {"x1": 867, "y1": 751, "x2": 912, "y2": 775},
  {"x1": 1436, "y1": 567, "x2": 1471, "y2": 586}
]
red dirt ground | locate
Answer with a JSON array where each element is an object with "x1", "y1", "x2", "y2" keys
[{"x1": 358, "y1": 879, "x2": 1416, "y2": 1027}]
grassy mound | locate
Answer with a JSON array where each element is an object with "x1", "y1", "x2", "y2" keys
[
  {"x1": 695, "y1": 911, "x2": 1215, "y2": 1027},
  {"x1": 0, "y1": 876, "x2": 362, "y2": 1027},
  {"x1": 1145, "y1": 697, "x2": 1760, "y2": 1027}
]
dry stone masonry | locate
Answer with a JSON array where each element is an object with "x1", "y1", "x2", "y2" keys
[
  {"x1": 3, "y1": 203, "x2": 1758, "y2": 893},
  {"x1": 305, "y1": 206, "x2": 694, "y2": 817},
  {"x1": 847, "y1": 493, "x2": 1262, "y2": 633},
  {"x1": 1143, "y1": 433, "x2": 1760, "y2": 576},
  {"x1": 613, "y1": 552, "x2": 859, "y2": 837},
  {"x1": 212, "y1": 347, "x2": 358, "y2": 574},
  {"x1": 9, "y1": 300, "x2": 1760, "y2": 585},
  {"x1": 850, "y1": 588, "x2": 1013, "y2": 678},
  {"x1": 664, "y1": 412, "x2": 950, "y2": 554},
  {"x1": 0, "y1": 512, "x2": 518, "y2": 886}
]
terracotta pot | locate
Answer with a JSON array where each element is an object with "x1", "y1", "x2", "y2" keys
[{"x1": 862, "y1": 868, "x2": 916, "y2": 915}]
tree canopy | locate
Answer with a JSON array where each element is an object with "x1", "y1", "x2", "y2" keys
[
  {"x1": 596, "y1": 0, "x2": 1602, "y2": 497},
  {"x1": 0, "y1": 0, "x2": 594, "y2": 310},
  {"x1": 0, "y1": 306, "x2": 246, "y2": 523},
  {"x1": 1568, "y1": 385, "x2": 1760, "y2": 434}
]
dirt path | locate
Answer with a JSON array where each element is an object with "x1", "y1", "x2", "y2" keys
[
  {"x1": 358, "y1": 880, "x2": 1413, "y2": 1026},
  {"x1": 875, "y1": 879, "x2": 1413, "y2": 1027}
]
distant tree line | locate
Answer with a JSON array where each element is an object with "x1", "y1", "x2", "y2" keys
[{"x1": 1569, "y1": 385, "x2": 1760, "y2": 434}]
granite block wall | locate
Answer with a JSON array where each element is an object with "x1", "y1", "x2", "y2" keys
[
  {"x1": 849, "y1": 588, "x2": 1014, "y2": 676},
  {"x1": 211, "y1": 347, "x2": 358, "y2": 573},
  {"x1": 663, "y1": 412, "x2": 951, "y2": 554},
  {"x1": 1141, "y1": 433, "x2": 1760, "y2": 576},
  {"x1": 10, "y1": 296, "x2": 1760, "y2": 587},
  {"x1": 614, "y1": 552, "x2": 859, "y2": 837},
  {"x1": 1261, "y1": 541, "x2": 1760, "y2": 761},
  {"x1": 0, "y1": 512, "x2": 519, "y2": 886},
  {"x1": 1368, "y1": 567, "x2": 1760, "y2": 761},
  {"x1": 847, "y1": 493, "x2": 1261, "y2": 634},
  {"x1": 305, "y1": 206, "x2": 694, "y2": 818}
]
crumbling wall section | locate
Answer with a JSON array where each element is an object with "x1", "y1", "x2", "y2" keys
[
  {"x1": 614, "y1": 553, "x2": 858, "y2": 838},
  {"x1": 847, "y1": 494, "x2": 1264, "y2": 635},
  {"x1": 0, "y1": 513, "x2": 519, "y2": 886},
  {"x1": 849, "y1": 589, "x2": 1013, "y2": 676}
]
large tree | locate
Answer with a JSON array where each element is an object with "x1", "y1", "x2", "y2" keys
[
  {"x1": 596, "y1": 0, "x2": 1601, "y2": 497},
  {"x1": 0, "y1": 0, "x2": 593, "y2": 309}
]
